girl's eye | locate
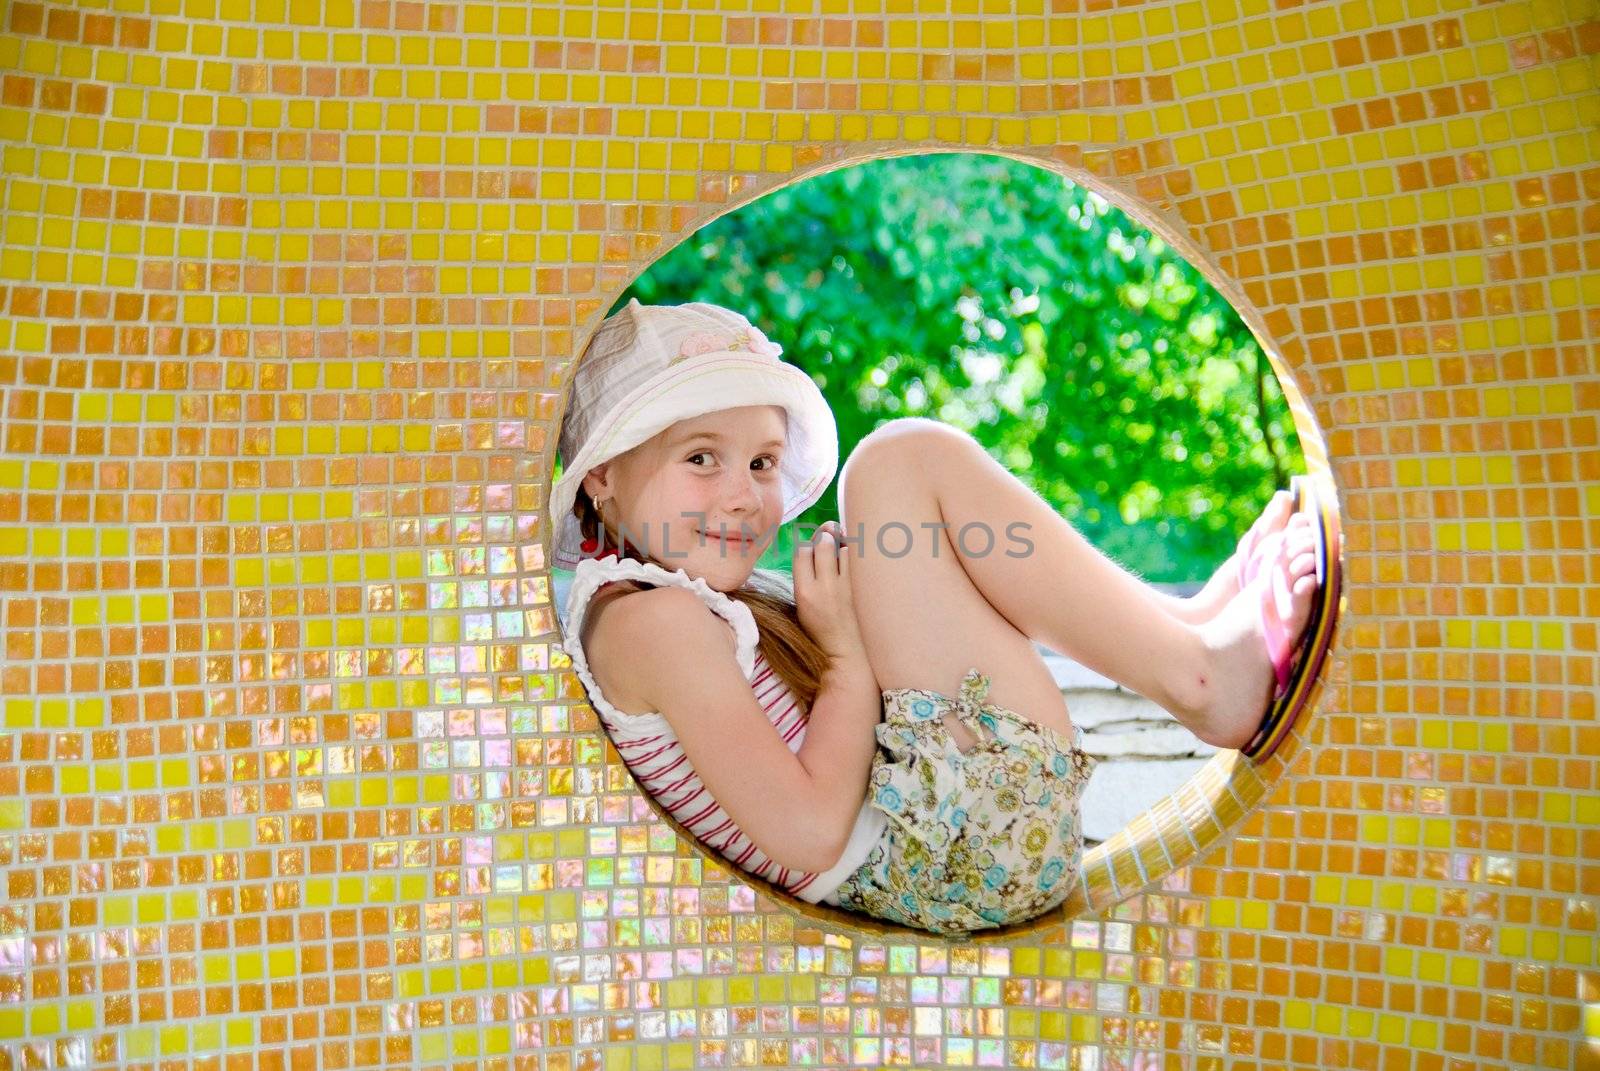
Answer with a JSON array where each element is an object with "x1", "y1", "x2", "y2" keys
[{"x1": 687, "y1": 451, "x2": 780, "y2": 470}]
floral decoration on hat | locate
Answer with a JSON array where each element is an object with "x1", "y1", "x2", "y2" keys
[{"x1": 668, "y1": 327, "x2": 783, "y2": 366}]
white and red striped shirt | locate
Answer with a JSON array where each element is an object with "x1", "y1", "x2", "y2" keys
[{"x1": 559, "y1": 555, "x2": 886, "y2": 905}]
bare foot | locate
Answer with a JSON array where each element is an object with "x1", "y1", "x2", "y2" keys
[
  {"x1": 1189, "y1": 511, "x2": 1320, "y2": 749},
  {"x1": 1189, "y1": 489, "x2": 1298, "y2": 622}
]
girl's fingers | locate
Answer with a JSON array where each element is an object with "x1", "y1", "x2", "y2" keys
[
  {"x1": 795, "y1": 543, "x2": 815, "y2": 585},
  {"x1": 797, "y1": 524, "x2": 852, "y2": 588},
  {"x1": 815, "y1": 535, "x2": 834, "y2": 581},
  {"x1": 817, "y1": 530, "x2": 838, "y2": 583}
]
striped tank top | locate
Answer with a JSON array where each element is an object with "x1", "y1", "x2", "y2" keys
[{"x1": 558, "y1": 555, "x2": 886, "y2": 905}]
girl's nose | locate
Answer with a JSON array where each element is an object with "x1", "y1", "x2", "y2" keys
[{"x1": 723, "y1": 472, "x2": 763, "y2": 511}]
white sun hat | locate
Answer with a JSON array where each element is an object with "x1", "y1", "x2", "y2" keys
[{"x1": 548, "y1": 297, "x2": 839, "y2": 570}]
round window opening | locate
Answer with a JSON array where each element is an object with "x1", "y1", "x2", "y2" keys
[{"x1": 549, "y1": 151, "x2": 1346, "y2": 944}]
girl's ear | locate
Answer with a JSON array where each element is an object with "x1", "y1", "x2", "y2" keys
[{"x1": 580, "y1": 462, "x2": 613, "y2": 502}]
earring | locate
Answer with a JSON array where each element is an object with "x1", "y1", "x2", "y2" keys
[{"x1": 579, "y1": 498, "x2": 608, "y2": 557}]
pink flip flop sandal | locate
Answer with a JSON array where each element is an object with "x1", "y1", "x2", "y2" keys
[{"x1": 1237, "y1": 475, "x2": 1341, "y2": 764}]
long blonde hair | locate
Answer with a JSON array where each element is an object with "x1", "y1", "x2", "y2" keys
[{"x1": 574, "y1": 486, "x2": 832, "y2": 708}]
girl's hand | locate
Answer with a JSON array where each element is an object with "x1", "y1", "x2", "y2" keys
[{"x1": 793, "y1": 521, "x2": 865, "y2": 662}]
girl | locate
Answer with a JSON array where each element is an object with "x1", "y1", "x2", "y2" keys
[{"x1": 552, "y1": 298, "x2": 1325, "y2": 935}]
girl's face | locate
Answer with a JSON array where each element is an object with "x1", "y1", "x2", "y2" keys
[{"x1": 581, "y1": 405, "x2": 788, "y2": 591}]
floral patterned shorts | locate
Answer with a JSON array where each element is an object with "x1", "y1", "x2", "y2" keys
[{"x1": 829, "y1": 667, "x2": 1099, "y2": 936}]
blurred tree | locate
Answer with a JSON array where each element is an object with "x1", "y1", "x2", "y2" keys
[{"x1": 556, "y1": 151, "x2": 1305, "y2": 584}]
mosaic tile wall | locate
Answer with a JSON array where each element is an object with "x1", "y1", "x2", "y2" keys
[{"x1": 1, "y1": 0, "x2": 1596, "y2": 1068}]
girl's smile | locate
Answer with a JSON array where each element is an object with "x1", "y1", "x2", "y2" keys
[
  {"x1": 700, "y1": 529, "x2": 755, "y2": 548},
  {"x1": 698, "y1": 520, "x2": 775, "y2": 549}
]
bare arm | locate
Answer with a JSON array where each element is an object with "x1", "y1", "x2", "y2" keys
[
  {"x1": 599, "y1": 587, "x2": 850, "y2": 874},
  {"x1": 791, "y1": 647, "x2": 880, "y2": 870}
]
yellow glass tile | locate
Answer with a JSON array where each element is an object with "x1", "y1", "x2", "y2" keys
[{"x1": 0, "y1": 0, "x2": 1587, "y2": 1059}]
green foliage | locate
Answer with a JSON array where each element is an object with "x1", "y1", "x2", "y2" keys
[{"x1": 562, "y1": 152, "x2": 1305, "y2": 584}]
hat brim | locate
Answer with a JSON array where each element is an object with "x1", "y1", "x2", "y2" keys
[{"x1": 548, "y1": 352, "x2": 838, "y2": 571}]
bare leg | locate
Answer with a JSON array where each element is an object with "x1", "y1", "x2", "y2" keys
[
  {"x1": 838, "y1": 421, "x2": 1213, "y2": 743},
  {"x1": 1150, "y1": 588, "x2": 1208, "y2": 626},
  {"x1": 839, "y1": 434, "x2": 1085, "y2": 752},
  {"x1": 883, "y1": 423, "x2": 1215, "y2": 721},
  {"x1": 840, "y1": 420, "x2": 1318, "y2": 749}
]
